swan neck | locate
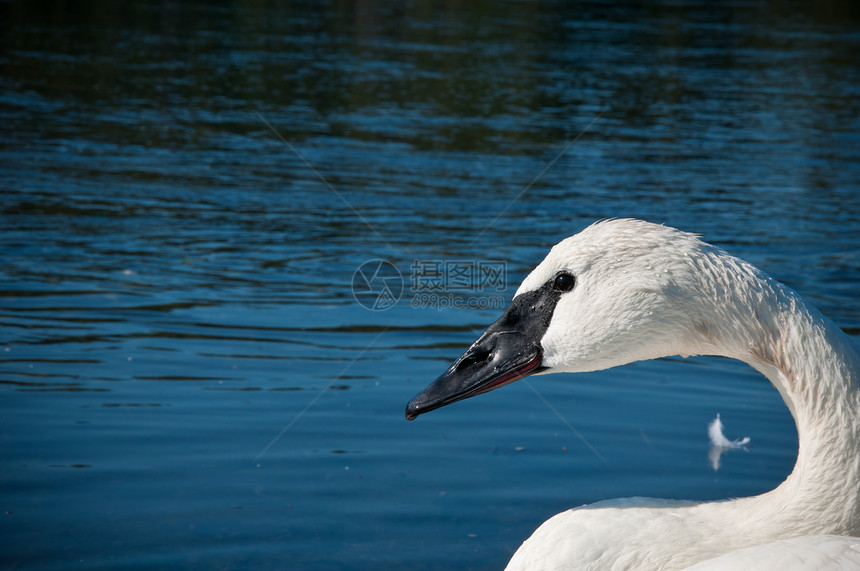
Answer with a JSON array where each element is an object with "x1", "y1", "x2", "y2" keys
[{"x1": 732, "y1": 282, "x2": 860, "y2": 536}]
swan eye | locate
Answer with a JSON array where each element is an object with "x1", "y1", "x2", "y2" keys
[{"x1": 553, "y1": 272, "x2": 575, "y2": 292}]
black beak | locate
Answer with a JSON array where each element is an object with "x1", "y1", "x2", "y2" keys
[{"x1": 405, "y1": 283, "x2": 560, "y2": 420}]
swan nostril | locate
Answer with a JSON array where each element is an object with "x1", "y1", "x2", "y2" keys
[{"x1": 456, "y1": 347, "x2": 492, "y2": 371}]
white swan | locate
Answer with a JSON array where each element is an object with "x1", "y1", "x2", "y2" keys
[{"x1": 406, "y1": 219, "x2": 860, "y2": 570}]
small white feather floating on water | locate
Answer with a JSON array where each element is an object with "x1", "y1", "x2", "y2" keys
[
  {"x1": 709, "y1": 414, "x2": 750, "y2": 448},
  {"x1": 708, "y1": 414, "x2": 750, "y2": 471}
]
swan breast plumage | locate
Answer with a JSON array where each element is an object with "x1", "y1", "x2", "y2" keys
[{"x1": 685, "y1": 535, "x2": 860, "y2": 570}]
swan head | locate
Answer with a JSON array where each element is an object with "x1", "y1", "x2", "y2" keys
[{"x1": 406, "y1": 219, "x2": 723, "y2": 420}]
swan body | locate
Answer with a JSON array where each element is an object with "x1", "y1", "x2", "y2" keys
[
  {"x1": 685, "y1": 535, "x2": 860, "y2": 570},
  {"x1": 406, "y1": 219, "x2": 860, "y2": 570}
]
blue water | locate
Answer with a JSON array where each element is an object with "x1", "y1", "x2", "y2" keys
[{"x1": 2, "y1": 1, "x2": 860, "y2": 569}]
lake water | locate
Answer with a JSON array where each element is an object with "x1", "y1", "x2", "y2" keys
[{"x1": 2, "y1": 1, "x2": 859, "y2": 569}]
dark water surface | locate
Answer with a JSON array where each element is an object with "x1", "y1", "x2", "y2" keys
[{"x1": 2, "y1": 1, "x2": 860, "y2": 569}]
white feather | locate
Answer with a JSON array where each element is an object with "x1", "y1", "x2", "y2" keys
[
  {"x1": 708, "y1": 414, "x2": 749, "y2": 449},
  {"x1": 707, "y1": 414, "x2": 750, "y2": 471}
]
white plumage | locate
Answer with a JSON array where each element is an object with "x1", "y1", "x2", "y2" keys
[
  {"x1": 501, "y1": 220, "x2": 860, "y2": 570},
  {"x1": 685, "y1": 535, "x2": 860, "y2": 570}
]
